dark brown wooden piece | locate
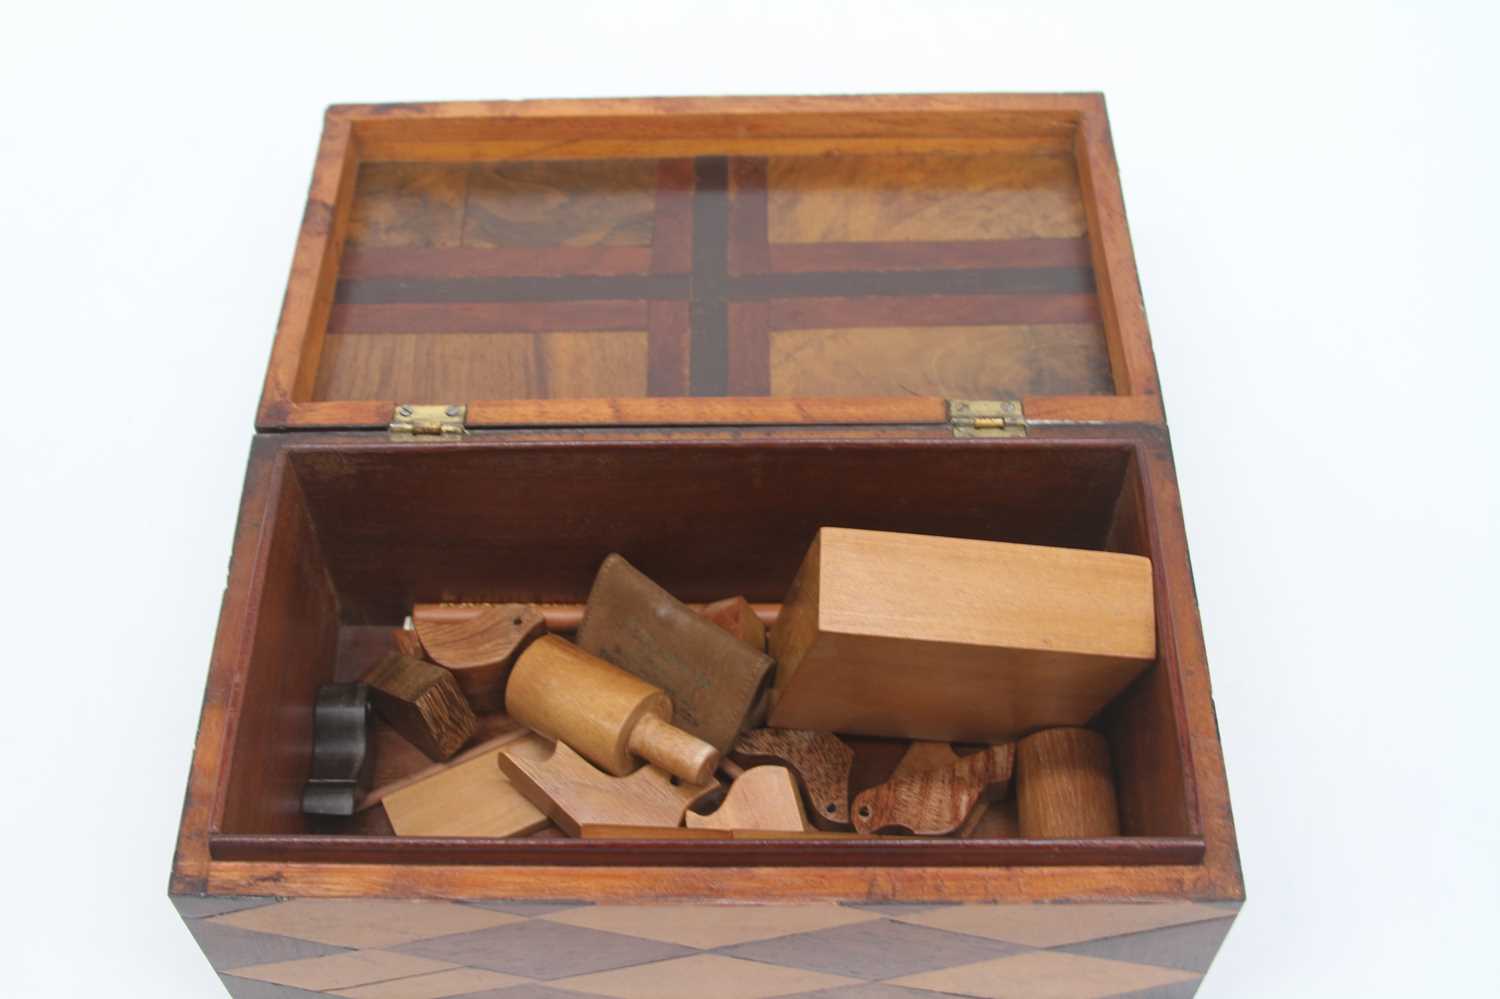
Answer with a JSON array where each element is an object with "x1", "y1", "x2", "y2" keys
[
  {"x1": 361, "y1": 652, "x2": 477, "y2": 761},
  {"x1": 576, "y1": 555, "x2": 774, "y2": 753},
  {"x1": 300, "y1": 683, "x2": 373, "y2": 816}
]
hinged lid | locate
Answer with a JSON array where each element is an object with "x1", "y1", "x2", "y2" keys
[{"x1": 258, "y1": 94, "x2": 1164, "y2": 433}]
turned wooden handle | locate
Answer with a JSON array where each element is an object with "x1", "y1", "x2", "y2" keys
[
  {"x1": 1016, "y1": 727, "x2": 1120, "y2": 838},
  {"x1": 628, "y1": 714, "x2": 719, "y2": 785},
  {"x1": 506, "y1": 635, "x2": 719, "y2": 784}
]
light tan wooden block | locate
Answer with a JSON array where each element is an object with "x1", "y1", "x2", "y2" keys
[
  {"x1": 382, "y1": 733, "x2": 552, "y2": 838},
  {"x1": 769, "y1": 527, "x2": 1155, "y2": 741}
]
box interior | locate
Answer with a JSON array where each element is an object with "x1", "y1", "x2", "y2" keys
[{"x1": 212, "y1": 436, "x2": 1200, "y2": 867}]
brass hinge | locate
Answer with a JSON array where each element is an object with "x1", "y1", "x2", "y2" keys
[
  {"x1": 389, "y1": 403, "x2": 467, "y2": 438},
  {"x1": 947, "y1": 400, "x2": 1026, "y2": 438}
]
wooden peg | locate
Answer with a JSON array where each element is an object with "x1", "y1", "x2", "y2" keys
[
  {"x1": 851, "y1": 743, "x2": 1015, "y2": 835},
  {"x1": 699, "y1": 596, "x2": 767, "y2": 651},
  {"x1": 686, "y1": 766, "x2": 810, "y2": 832},
  {"x1": 361, "y1": 652, "x2": 477, "y2": 761},
  {"x1": 412, "y1": 603, "x2": 546, "y2": 712},
  {"x1": 733, "y1": 728, "x2": 855, "y2": 826},
  {"x1": 382, "y1": 733, "x2": 552, "y2": 838},
  {"x1": 1016, "y1": 727, "x2": 1120, "y2": 838},
  {"x1": 506, "y1": 635, "x2": 720, "y2": 784},
  {"x1": 498, "y1": 740, "x2": 719, "y2": 837},
  {"x1": 301, "y1": 684, "x2": 373, "y2": 816}
]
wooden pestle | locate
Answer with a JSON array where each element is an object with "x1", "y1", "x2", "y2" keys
[
  {"x1": 1016, "y1": 727, "x2": 1120, "y2": 838},
  {"x1": 505, "y1": 635, "x2": 719, "y2": 785}
]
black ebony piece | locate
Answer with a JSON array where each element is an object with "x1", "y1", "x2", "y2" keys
[{"x1": 301, "y1": 683, "x2": 373, "y2": 816}]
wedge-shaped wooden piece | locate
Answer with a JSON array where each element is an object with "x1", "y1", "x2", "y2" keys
[
  {"x1": 686, "y1": 766, "x2": 809, "y2": 832},
  {"x1": 769, "y1": 527, "x2": 1156, "y2": 741},
  {"x1": 733, "y1": 728, "x2": 856, "y2": 826},
  {"x1": 361, "y1": 652, "x2": 477, "y2": 761},
  {"x1": 413, "y1": 603, "x2": 546, "y2": 712},
  {"x1": 383, "y1": 733, "x2": 552, "y2": 838},
  {"x1": 851, "y1": 742, "x2": 1015, "y2": 835},
  {"x1": 497, "y1": 740, "x2": 719, "y2": 838}
]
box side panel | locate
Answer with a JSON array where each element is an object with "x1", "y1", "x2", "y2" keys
[{"x1": 185, "y1": 897, "x2": 1237, "y2": 998}]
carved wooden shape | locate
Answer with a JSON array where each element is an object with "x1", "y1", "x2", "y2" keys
[
  {"x1": 497, "y1": 740, "x2": 720, "y2": 837},
  {"x1": 301, "y1": 683, "x2": 373, "y2": 817},
  {"x1": 361, "y1": 652, "x2": 477, "y2": 761},
  {"x1": 686, "y1": 766, "x2": 809, "y2": 832},
  {"x1": 1016, "y1": 727, "x2": 1120, "y2": 838},
  {"x1": 506, "y1": 635, "x2": 719, "y2": 784},
  {"x1": 412, "y1": 602, "x2": 546, "y2": 712},
  {"x1": 383, "y1": 733, "x2": 552, "y2": 838},
  {"x1": 852, "y1": 743, "x2": 1015, "y2": 835},
  {"x1": 577, "y1": 555, "x2": 774, "y2": 752},
  {"x1": 733, "y1": 728, "x2": 855, "y2": 826}
]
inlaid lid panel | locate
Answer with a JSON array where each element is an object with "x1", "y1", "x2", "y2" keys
[{"x1": 258, "y1": 95, "x2": 1161, "y2": 430}]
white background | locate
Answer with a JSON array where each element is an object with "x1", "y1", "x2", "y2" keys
[{"x1": 3, "y1": 2, "x2": 1496, "y2": 995}]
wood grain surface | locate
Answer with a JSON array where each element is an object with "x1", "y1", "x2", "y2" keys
[
  {"x1": 506, "y1": 635, "x2": 719, "y2": 784},
  {"x1": 685, "y1": 766, "x2": 810, "y2": 832},
  {"x1": 498, "y1": 740, "x2": 720, "y2": 837},
  {"x1": 733, "y1": 729, "x2": 856, "y2": 827},
  {"x1": 361, "y1": 653, "x2": 477, "y2": 761},
  {"x1": 768, "y1": 527, "x2": 1156, "y2": 741},
  {"x1": 382, "y1": 733, "x2": 552, "y2": 838},
  {"x1": 412, "y1": 603, "x2": 545, "y2": 712},
  {"x1": 851, "y1": 743, "x2": 1015, "y2": 835},
  {"x1": 1017, "y1": 727, "x2": 1121, "y2": 838},
  {"x1": 293, "y1": 129, "x2": 1117, "y2": 411},
  {"x1": 576, "y1": 555, "x2": 774, "y2": 753}
]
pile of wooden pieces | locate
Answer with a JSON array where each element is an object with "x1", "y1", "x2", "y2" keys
[{"x1": 302, "y1": 528, "x2": 1155, "y2": 841}]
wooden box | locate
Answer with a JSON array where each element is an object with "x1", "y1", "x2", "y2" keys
[{"x1": 172, "y1": 95, "x2": 1243, "y2": 998}]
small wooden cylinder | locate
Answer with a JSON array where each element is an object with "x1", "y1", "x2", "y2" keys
[
  {"x1": 506, "y1": 635, "x2": 718, "y2": 783},
  {"x1": 1016, "y1": 727, "x2": 1120, "y2": 838}
]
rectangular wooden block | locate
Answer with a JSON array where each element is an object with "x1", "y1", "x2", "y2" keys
[{"x1": 768, "y1": 528, "x2": 1156, "y2": 741}]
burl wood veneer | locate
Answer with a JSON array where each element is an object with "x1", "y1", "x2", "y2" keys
[{"x1": 176, "y1": 94, "x2": 1240, "y2": 999}]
